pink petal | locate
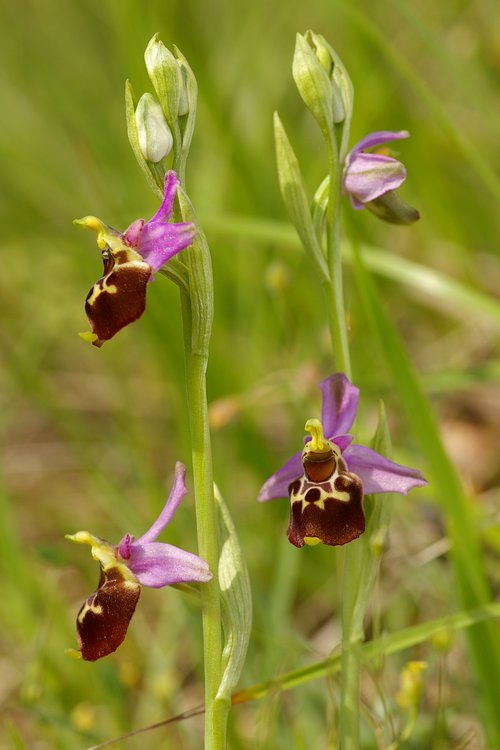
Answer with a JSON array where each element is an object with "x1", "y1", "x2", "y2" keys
[
  {"x1": 137, "y1": 220, "x2": 197, "y2": 271},
  {"x1": 135, "y1": 462, "x2": 188, "y2": 545},
  {"x1": 320, "y1": 373, "x2": 359, "y2": 438},
  {"x1": 332, "y1": 434, "x2": 353, "y2": 452},
  {"x1": 344, "y1": 153, "x2": 407, "y2": 204},
  {"x1": 148, "y1": 170, "x2": 178, "y2": 223},
  {"x1": 349, "y1": 130, "x2": 409, "y2": 159},
  {"x1": 127, "y1": 542, "x2": 212, "y2": 588},
  {"x1": 258, "y1": 450, "x2": 303, "y2": 502},
  {"x1": 344, "y1": 444, "x2": 427, "y2": 495}
]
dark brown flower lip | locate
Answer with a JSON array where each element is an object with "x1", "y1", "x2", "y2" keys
[{"x1": 287, "y1": 464, "x2": 365, "y2": 548}]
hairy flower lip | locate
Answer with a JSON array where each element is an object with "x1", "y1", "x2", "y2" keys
[{"x1": 258, "y1": 372, "x2": 427, "y2": 503}]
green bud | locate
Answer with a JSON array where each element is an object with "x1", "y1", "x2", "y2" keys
[
  {"x1": 173, "y1": 46, "x2": 198, "y2": 153},
  {"x1": 176, "y1": 57, "x2": 190, "y2": 116},
  {"x1": 135, "y1": 93, "x2": 173, "y2": 163},
  {"x1": 177, "y1": 79, "x2": 189, "y2": 116},
  {"x1": 303, "y1": 31, "x2": 354, "y2": 155},
  {"x1": 144, "y1": 34, "x2": 182, "y2": 126},
  {"x1": 365, "y1": 190, "x2": 420, "y2": 225},
  {"x1": 304, "y1": 31, "x2": 343, "y2": 124},
  {"x1": 293, "y1": 33, "x2": 335, "y2": 139}
]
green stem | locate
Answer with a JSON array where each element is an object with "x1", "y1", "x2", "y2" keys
[
  {"x1": 324, "y1": 141, "x2": 365, "y2": 750},
  {"x1": 325, "y1": 144, "x2": 351, "y2": 378},
  {"x1": 338, "y1": 539, "x2": 367, "y2": 750},
  {"x1": 180, "y1": 291, "x2": 228, "y2": 750}
]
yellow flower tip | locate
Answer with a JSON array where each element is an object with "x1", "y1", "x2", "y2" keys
[
  {"x1": 66, "y1": 530, "x2": 122, "y2": 573},
  {"x1": 304, "y1": 536, "x2": 322, "y2": 546},
  {"x1": 304, "y1": 418, "x2": 328, "y2": 451},
  {"x1": 65, "y1": 531, "x2": 95, "y2": 546},
  {"x1": 79, "y1": 331, "x2": 99, "y2": 345},
  {"x1": 65, "y1": 647, "x2": 83, "y2": 660},
  {"x1": 73, "y1": 215, "x2": 105, "y2": 233}
]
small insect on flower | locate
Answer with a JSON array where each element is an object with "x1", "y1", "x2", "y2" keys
[
  {"x1": 259, "y1": 373, "x2": 427, "y2": 548},
  {"x1": 66, "y1": 463, "x2": 211, "y2": 661},
  {"x1": 74, "y1": 171, "x2": 196, "y2": 347}
]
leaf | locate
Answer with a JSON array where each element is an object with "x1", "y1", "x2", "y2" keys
[
  {"x1": 215, "y1": 486, "x2": 252, "y2": 702},
  {"x1": 273, "y1": 112, "x2": 329, "y2": 280}
]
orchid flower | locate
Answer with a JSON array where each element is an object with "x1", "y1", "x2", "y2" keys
[
  {"x1": 66, "y1": 462, "x2": 211, "y2": 661},
  {"x1": 258, "y1": 373, "x2": 427, "y2": 548},
  {"x1": 343, "y1": 131, "x2": 419, "y2": 224},
  {"x1": 74, "y1": 171, "x2": 196, "y2": 347}
]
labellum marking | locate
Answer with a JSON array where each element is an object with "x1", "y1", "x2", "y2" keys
[
  {"x1": 85, "y1": 258, "x2": 153, "y2": 347},
  {"x1": 287, "y1": 440, "x2": 365, "y2": 547},
  {"x1": 76, "y1": 565, "x2": 141, "y2": 661}
]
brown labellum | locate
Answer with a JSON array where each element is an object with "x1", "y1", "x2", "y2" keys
[
  {"x1": 85, "y1": 256, "x2": 152, "y2": 347},
  {"x1": 287, "y1": 449, "x2": 364, "y2": 547},
  {"x1": 76, "y1": 565, "x2": 141, "y2": 661}
]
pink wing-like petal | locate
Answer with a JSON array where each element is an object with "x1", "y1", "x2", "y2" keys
[
  {"x1": 344, "y1": 443, "x2": 427, "y2": 495},
  {"x1": 137, "y1": 220, "x2": 197, "y2": 271},
  {"x1": 258, "y1": 450, "x2": 303, "y2": 502},
  {"x1": 127, "y1": 542, "x2": 212, "y2": 588},
  {"x1": 332, "y1": 434, "x2": 353, "y2": 452},
  {"x1": 344, "y1": 153, "x2": 407, "y2": 204},
  {"x1": 135, "y1": 462, "x2": 188, "y2": 545},
  {"x1": 149, "y1": 170, "x2": 178, "y2": 223},
  {"x1": 348, "y1": 130, "x2": 409, "y2": 159},
  {"x1": 320, "y1": 373, "x2": 359, "y2": 438}
]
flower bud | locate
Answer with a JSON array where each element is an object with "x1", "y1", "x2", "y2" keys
[
  {"x1": 144, "y1": 34, "x2": 182, "y2": 126},
  {"x1": 293, "y1": 32, "x2": 335, "y2": 138},
  {"x1": 135, "y1": 93, "x2": 173, "y2": 163},
  {"x1": 172, "y1": 47, "x2": 198, "y2": 154},
  {"x1": 302, "y1": 31, "x2": 354, "y2": 128}
]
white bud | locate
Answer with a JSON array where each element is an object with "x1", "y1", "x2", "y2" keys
[{"x1": 135, "y1": 93, "x2": 173, "y2": 163}]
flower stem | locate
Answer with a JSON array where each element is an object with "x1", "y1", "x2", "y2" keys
[
  {"x1": 326, "y1": 144, "x2": 351, "y2": 379},
  {"x1": 338, "y1": 538, "x2": 367, "y2": 750},
  {"x1": 324, "y1": 141, "x2": 365, "y2": 749},
  {"x1": 180, "y1": 288, "x2": 228, "y2": 749}
]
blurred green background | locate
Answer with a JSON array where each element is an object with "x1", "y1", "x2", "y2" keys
[{"x1": 1, "y1": 0, "x2": 499, "y2": 748}]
